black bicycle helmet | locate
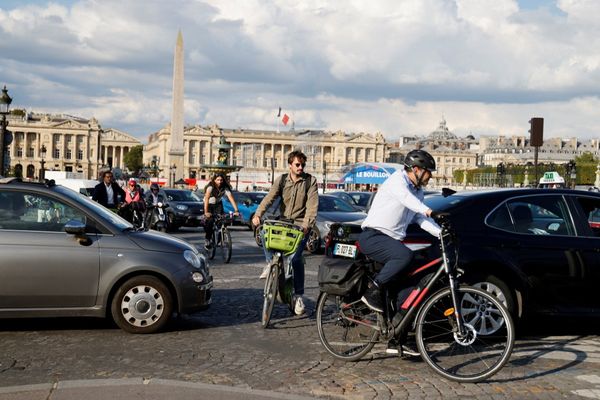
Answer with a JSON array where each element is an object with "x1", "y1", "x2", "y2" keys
[{"x1": 404, "y1": 149, "x2": 436, "y2": 172}]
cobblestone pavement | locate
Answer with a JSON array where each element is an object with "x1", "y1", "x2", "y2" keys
[{"x1": 1, "y1": 227, "x2": 600, "y2": 399}]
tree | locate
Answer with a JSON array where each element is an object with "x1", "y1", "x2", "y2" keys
[{"x1": 124, "y1": 145, "x2": 144, "y2": 176}]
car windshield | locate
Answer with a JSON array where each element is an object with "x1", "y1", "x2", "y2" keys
[
  {"x1": 319, "y1": 196, "x2": 359, "y2": 212},
  {"x1": 349, "y1": 192, "x2": 371, "y2": 207},
  {"x1": 165, "y1": 190, "x2": 201, "y2": 201},
  {"x1": 245, "y1": 192, "x2": 266, "y2": 203},
  {"x1": 55, "y1": 186, "x2": 133, "y2": 230}
]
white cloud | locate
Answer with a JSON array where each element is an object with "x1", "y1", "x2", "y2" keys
[{"x1": 0, "y1": 0, "x2": 599, "y2": 143}]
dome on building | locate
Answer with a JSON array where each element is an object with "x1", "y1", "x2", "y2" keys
[{"x1": 428, "y1": 118, "x2": 457, "y2": 140}]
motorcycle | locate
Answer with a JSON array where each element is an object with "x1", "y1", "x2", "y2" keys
[{"x1": 146, "y1": 202, "x2": 169, "y2": 232}]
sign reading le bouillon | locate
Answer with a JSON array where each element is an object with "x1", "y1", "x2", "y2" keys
[{"x1": 356, "y1": 170, "x2": 390, "y2": 179}]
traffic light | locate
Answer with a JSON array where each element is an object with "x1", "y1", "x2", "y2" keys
[
  {"x1": 496, "y1": 163, "x2": 505, "y2": 175},
  {"x1": 529, "y1": 117, "x2": 544, "y2": 146}
]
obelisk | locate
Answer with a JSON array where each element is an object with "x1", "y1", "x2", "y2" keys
[{"x1": 169, "y1": 30, "x2": 185, "y2": 186}]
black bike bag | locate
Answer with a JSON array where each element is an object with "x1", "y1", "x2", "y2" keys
[{"x1": 318, "y1": 257, "x2": 365, "y2": 296}]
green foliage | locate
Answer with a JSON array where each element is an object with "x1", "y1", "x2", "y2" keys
[{"x1": 123, "y1": 145, "x2": 144, "y2": 175}]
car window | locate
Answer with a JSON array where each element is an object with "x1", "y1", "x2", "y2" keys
[
  {"x1": 574, "y1": 196, "x2": 600, "y2": 237},
  {"x1": 319, "y1": 196, "x2": 357, "y2": 212},
  {"x1": 0, "y1": 190, "x2": 87, "y2": 232},
  {"x1": 350, "y1": 192, "x2": 372, "y2": 207},
  {"x1": 488, "y1": 195, "x2": 575, "y2": 236}
]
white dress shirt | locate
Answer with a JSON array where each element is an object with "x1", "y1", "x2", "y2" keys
[{"x1": 361, "y1": 169, "x2": 441, "y2": 241}]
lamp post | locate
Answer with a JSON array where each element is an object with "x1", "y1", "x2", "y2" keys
[
  {"x1": 40, "y1": 145, "x2": 47, "y2": 182},
  {"x1": 322, "y1": 159, "x2": 327, "y2": 193},
  {"x1": 170, "y1": 164, "x2": 177, "y2": 187},
  {"x1": 0, "y1": 86, "x2": 13, "y2": 177}
]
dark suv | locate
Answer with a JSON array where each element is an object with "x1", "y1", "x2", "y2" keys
[
  {"x1": 162, "y1": 188, "x2": 204, "y2": 230},
  {"x1": 0, "y1": 178, "x2": 212, "y2": 333}
]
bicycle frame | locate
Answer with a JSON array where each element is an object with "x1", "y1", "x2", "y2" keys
[{"x1": 341, "y1": 223, "x2": 468, "y2": 341}]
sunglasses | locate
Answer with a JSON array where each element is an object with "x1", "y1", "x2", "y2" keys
[
  {"x1": 151, "y1": 188, "x2": 159, "y2": 191},
  {"x1": 129, "y1": 184, "x2": 136, "y2": 187},
  {"x1": 294, "y1": 163, "x2": 306, "y2": 167}
]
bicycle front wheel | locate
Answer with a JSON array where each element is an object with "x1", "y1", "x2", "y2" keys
[
  {"x1": 207, "y1": 231, "x2": 217, "y2": 260},
  {"x1": 221, "y1": 228, "x2": 232, "y2": 263},
  {"x1": 316, "y1": 292, "x2": 379, "y2": 361},
  {"x1": 261, "y1": 262, "x2": 279, "y2": 329},
  {"x1": 415, "y1": 286, "x2": 514, "y2": 383}
]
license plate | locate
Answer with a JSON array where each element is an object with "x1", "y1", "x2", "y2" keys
[{"x1": 333, "y1": 243, "x2": 357, "y2": 258}]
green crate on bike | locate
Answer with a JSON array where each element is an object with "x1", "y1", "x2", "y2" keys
[{"x1": 263, "y1": 223, "x2": 303, "y2": 254}]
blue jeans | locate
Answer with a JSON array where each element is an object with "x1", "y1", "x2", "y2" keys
[
  {"x1": 358, "y1": 228, "x2": 414, "y2": 286},
  {"x1": 261, "y1": 228, "x2": 310, "y2": 296}
]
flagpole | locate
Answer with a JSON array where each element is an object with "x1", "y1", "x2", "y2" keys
[{"x1": 276, "y1": 106, "x2": 281, "y2": 133}]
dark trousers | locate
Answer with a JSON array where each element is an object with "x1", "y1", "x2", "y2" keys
[{"x1": 358, "y1": 228, "x2": 414, "y2": 286}]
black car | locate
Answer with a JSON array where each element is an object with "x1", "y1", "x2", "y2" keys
[
  {"x1": 328, "y1": 188, "x2": 600, "y2": 324},
  {"x1": 162, "y1": 189, "x2": 204, "y2": 230}
]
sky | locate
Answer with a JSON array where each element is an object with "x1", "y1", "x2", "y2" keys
[{"x1": 1, "y1": 0, "x2": 599, "y2": 144}]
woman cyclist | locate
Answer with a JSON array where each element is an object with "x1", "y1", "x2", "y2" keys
[{"x1": 203, "y1": 173, "x2": 239, "y2": 249}]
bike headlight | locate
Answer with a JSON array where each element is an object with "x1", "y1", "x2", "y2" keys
[
  {"x1": 176, "y1": 204, "x2": 189, "y2": 211},
  {"x1": 184, "y1": 249, "x2": 203, "y2": 269}
]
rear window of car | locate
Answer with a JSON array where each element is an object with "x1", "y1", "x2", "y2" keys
[
  {"x1": 422, "y1": 194, "x2": 468, "y2": 211},
  {"x1": 487, "y1": 195, "x2": 575, "y2": 236}
]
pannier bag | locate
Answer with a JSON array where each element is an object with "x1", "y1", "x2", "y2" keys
[{"x1": 318, "y1": 256, "x2": 365, "y2": 296}]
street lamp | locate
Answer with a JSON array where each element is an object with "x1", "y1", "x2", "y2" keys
[
  {"x1": 0, "y1": 85, "x2": 13, "y2": 177},
  {"x1": 40, "y1": 145, "x2": 47, "y2": 182},
  {"x1": 170, "y1": 164, "x2": 177, "y2": 187}
]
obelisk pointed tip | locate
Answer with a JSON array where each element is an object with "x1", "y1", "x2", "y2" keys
[{"x1": 177, "y1": 30, "x2": 183, "y2": 45}]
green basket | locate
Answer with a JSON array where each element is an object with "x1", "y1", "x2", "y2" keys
[{"x1": 263, "y1": 222, "x2": 304, "y2": 255}]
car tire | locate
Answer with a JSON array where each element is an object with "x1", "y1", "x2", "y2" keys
[
  {"x1": 467, "y1": 274, "x2": 517, "y2": 321},
  {"x1": 111, "y1": 275, "x2": 173, "y2": 334},
  {"x1": 247, "y1": 213, "x2": 255, "y2": 231},
  {"x1": 255, "y1": 224, "x2": 263, "y2": 247},
  {"x1": 305, "y1": 227, "x2": 321, "y2": 254}
]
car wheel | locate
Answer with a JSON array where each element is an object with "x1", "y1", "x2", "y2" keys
[
  {"x1": 468, "y1": 274, "x2": 517, "y2": 323},
  {"x1": 111, "y1": 275, "x2": 173, "y2": 334},
  {"x1": 305, "y1": 227, "x2": 321, "y2": 254},
  {"x1": 255, "y1": 224, "x2": 263, "y2": 247},
  {"x1": 247, "y1": 213, "x2": 255, "y2": 231}
]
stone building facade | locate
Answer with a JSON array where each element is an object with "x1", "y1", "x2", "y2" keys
[
  {"x1": 5, "y1": 112, "x2": 141, "y2": 180},
  {"x1": 143, "y1": 124, "x2": 387, "y2": 189},
  {"x1": 479, "y1": 135, "x2": 600, "y2": 166},
  {"x1": 388, "y1": 119, "x2": 479, "y2": 186}
]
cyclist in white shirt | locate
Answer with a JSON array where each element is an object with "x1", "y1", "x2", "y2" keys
[{"x1": 359, "y1": 150, "x2": 442, "y2": 314}]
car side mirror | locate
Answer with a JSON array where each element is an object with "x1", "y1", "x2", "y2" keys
[
  {"x1": 65, "y1": 220, "x2": 86, "y2": 235},
  {"x1": 64, "y1": 220, "x2": 92, "y2": 246}
]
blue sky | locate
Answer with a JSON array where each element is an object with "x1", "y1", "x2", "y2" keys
[{"x1": 1, "y1": 0, "x2": 599, "y2": 143}]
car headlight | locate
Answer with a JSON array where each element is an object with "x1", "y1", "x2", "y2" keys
[
  {"x1": 176, "y1": 204, "x2": 189, "y2": 211},
  {"x1": 191, "y1": 272, "x2": 204, "y2": 283},
  {"x1": 324, "y1": 221, "x2": 333, "y2": 232},
  {"x1": 184, "y1": 249, "x2": 204, "y2": 269}
]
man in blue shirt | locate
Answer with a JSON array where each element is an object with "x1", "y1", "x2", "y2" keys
[{"x1": 359, "y1": 150, "x2": 441, "y2": 313}]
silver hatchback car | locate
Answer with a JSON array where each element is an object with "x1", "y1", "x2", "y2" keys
[{"x1": 0, "y1": 178, "x2": 212, "y2": 333}]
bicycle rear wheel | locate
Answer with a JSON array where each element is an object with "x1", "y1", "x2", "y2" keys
[
  {"x1": 415, "y1": 286, "x2": 514, "y2": 383},
  {"x1": 221, "y1": 228, "x2": 232, "y2": 263},
  {"x1": 261, "y1": 262, "x2": 279, "y2": 328},
  {"x1": 316, "y1": 292, "x2": 379, "y2": 361}
]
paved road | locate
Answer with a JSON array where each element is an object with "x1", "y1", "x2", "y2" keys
[{"x1": 1, "y1": 226, "x2": 600, "y2": 399}]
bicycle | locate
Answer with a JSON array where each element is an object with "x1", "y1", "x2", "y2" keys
[
  {"x1": 260, "y1": 219, "x2": 305, "y2": 328},
  {"x1": 316, "y1": 214, "x2": 515, "y2": 383},
  {"x1": 206, "y1": 212, "x2": 234, "y2": 263}
]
